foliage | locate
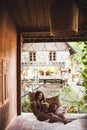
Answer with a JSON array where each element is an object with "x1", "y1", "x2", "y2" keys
[
  {"x1": 69, "y1": 42, "x2": 84, "y2": 62},
  {"x1": 56, "y1": 83, "x2": 87, "y2": 113},
  {"x1": 69, "y1": 41, "x2": 87, "y2": 112},
  {"x1": 69, "y1": 41, "x2": 87, "y2": 113},
  {"x1": 81, "y1": 42, "x2": 87, "y2": 102},
  {"x1": 56, "y1": 84, "x2": 78, "y2": 112},
  {"x1": 68, "y1": 42, "x2": 84, "y2": 79},
  {"x1": 21, "y1": 96, "x2": 31, "y2": 112}
]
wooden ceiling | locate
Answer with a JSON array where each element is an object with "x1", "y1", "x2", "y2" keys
[{"x1": 3, "y1": 0, "x2": 87, "y2": 41}]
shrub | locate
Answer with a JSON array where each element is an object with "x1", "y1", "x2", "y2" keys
[{"x1": 21, "y1": 96, "x2": 31, "y2": 112}]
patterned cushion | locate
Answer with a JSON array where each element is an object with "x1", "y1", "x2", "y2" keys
[{"x1": 55, "y1": 105, "x2": 68, "y2": 117}]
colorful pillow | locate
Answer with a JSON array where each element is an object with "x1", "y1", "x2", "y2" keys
[{"x1": 55, "y1": 105, "x2": 68, "y2": 117}]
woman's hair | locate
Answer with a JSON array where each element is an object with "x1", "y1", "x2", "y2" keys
[{"x1": 35, "y1": 90, "x2": 46, "y2": 101}]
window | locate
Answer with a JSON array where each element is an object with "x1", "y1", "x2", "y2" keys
[
  {"x1": 29, "y1": 52, "x2": 36, "y2": 61},
  {"x1": 49, "y1": 51, "x2": 56, "y2": 61}
]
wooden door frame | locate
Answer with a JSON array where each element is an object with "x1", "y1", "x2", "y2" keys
[
  {"x1": 16, "y1": 29, "x2": 86, "y2": 115},
  {"x1": 17, "y1": 30, "x2": 21, "y2": 115}
]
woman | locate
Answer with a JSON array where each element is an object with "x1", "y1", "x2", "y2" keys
[{"x1": 30, "y1": 90, "x2": 72, "y2": 124}]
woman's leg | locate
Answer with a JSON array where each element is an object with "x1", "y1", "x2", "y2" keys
[
  {"x1": 36, "y1": 113, "x2": 72, "y2": 124},
  {"x1": 36, "y1": 113, "x2": 52, "y2": 121},
  {"x1": 48, "y1": 113, "x2": 72, "y2": 124},
  {"x1": 48, "y1": 103, "x2": 58, "y2": 113}
]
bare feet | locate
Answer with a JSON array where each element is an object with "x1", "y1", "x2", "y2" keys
[
  {"x1": 63, "y1": 119, "x2": 72, "y2": 125},
  {"x1": 48, "y1": 118, "x2": 72, "y2": 124}
]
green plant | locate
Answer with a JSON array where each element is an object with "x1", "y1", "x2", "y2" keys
[
  {"x1": 81, "y1": 42, "x2": 87, "y2": 102},
  {"x1": 21, "y1": 96, "x2": 31, "y2": 112},
  {"x1": 57, "y1": 84, "x2": 87, "y2": 113},
  {"x1": 69, "y1": 42, "x2": 87, "y2": 113}
]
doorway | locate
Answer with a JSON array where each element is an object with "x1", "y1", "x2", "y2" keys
[{"x1": 17, "y1": 31, "x2": 86, "y2": 115}]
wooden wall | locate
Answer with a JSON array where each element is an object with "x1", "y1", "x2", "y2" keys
[{"x1": 0, "y1": 3, "x2": 17, "y2": 130}]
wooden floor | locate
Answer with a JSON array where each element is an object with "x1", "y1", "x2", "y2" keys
[{"x1": 7, "y1": 113, "x2": 87, "y2": 130}]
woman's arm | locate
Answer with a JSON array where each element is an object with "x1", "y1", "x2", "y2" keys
[{"x1": 30, "y1": 101, "x2": 42, "y2": 116}]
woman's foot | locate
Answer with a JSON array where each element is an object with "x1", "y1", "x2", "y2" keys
[{"x1": 63, "y1": 119, "x2": 72, "y2": 124}]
